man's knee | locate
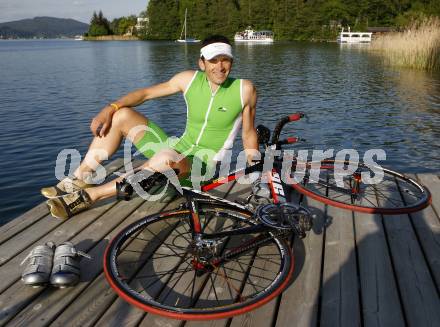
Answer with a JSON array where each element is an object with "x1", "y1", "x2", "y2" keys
[
  {"x1": 112, "y1": 107, "x2": 135, "y2": 126},
  {"x1": 112, "y1": 107, "x2": 148, "y2": 137}
]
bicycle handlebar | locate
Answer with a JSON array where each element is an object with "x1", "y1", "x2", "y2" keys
[
  {"x1": 271, "y1": 112, "x2": 305, "y2": 146},
  {"x1": 278, "y1": 137, "x2": 306, "y2": 145}
]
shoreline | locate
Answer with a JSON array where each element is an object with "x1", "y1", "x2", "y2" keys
[{"x1": 83, "y1": 35, "x2": 139, "y2": 41}]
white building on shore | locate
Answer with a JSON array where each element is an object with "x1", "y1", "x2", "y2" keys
[{"x1": 135, "y1": 17, "x2": 149, "y2": 31}]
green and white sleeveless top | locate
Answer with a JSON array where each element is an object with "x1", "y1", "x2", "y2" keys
[{"x1": 174, "y1": 71, "x2": 244, "y2": 164}]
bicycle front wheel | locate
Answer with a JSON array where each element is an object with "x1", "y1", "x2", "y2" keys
[
  {"x1": 290, "y1": 159, "x2": 431, "y2": 214},
  {"x1": 104, "y1": 203, "x2": 294, "y2": 320}
]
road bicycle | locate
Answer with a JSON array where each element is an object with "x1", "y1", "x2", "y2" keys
[{"x1": 104, "y1": 113, "x2": 431, "y2": 320}]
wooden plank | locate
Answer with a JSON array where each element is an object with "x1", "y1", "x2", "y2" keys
[
  {"x1": 320, "y1": 188, "x2": 360, "y2": 327},
  {"x1": 0, "y1": 162, "x2": 146, "y2": 282},
  {"x1": 0, "y1": 159, "x2": 144, "y2": 293},
  {"x1": 274, "y1": 195, "x2": 326, "y2": 327},
  {"x1": 0, "y1": 158, "x2": 125, "y2": 246},
  {"x1": 186, "y1": 227, "x2": 257, "y2": 327},
  {"x1": 408, "y1": 174, "x2": 440, "y2": 291},
  {"x1": 0, "y1": 158, "x2": 128, "y2": 266},
  {"x1": 0, "y1": 160, "x2": 152, "y2": 324},
  {"x1": 353, "y1": 197, "x2": 404, "y2": 326},
  {"x1": 228, "y1": 185, "x2": 305, "y2": 327},
  {"x1": 137, "y1": 181, "x2": 250, "y2": 327},
  {"x1": 89, "y1": 182, "x2": 238, "y2": 327},
  {"x1": 94, "y1": 300, "x2": 145, "y2": 327},
  {"x1": 2, "y1": 192, "x2": 175, "y2": 325},
  {"x1": 0, "y1": 199, "x2": 116, "y2": 294},
  {"x1": 0, "y1": 196, "x2": 144, "y2": 326},
  {"x1": 228, "y1": 246, "x2": 281, "y2": 327},
  {"x1": 0, "y1": 203, "x2": 48, "y2": 245},
  {"x1": 0, "y1": 212, "x2": 77, "y2": 266},
  {"x1": 417, "y1": 174, "x2": 440, "y2": 215},
  {"x1": 378, "y1": 177, "x2": 440, "y2": 326},
  {"x1": 46, "y1": 196, "x2": 180, "y2": 327},
  {"x1": 151, "y1": 182, "x2": 249, "y2": 327}
]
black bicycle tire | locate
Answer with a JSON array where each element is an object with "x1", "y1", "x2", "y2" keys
[
  {"x1": 290, "y1": 159, "x2": 431, "y2": 214},
  {"x1": 104, "y1": 202, "x2": 294, "y2": 320}
]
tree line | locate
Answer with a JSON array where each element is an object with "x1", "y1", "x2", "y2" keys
[
  {"x1": 145, "y1": 0, "x2": 440, "y2": 40},
  {"x1": 86, "y1": 11, "x2": 138, "y2": 37},
  {"x1": 87, "y1": 1, "x2": 440, "y2": 40}
]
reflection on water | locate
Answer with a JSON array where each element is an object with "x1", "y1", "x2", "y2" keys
[{"x1": 0, "y1": 40, "x2": 439, "y2": 224}]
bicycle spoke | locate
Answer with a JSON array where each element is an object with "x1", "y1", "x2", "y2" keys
[
  {"x1": 373, "y1": 186, "x2": 404, "y2": 207},
  {"x1": 358, "y1": 195, "x2": 378, "y2": 207},
  {"x1": 222, "y1": 263, "x2": 278, "y2": 283},
  {"x1": 292, "y1": 159, "x2": 430, "y2": 213},
  {"x1": 221, "y1": 266, "x2": 261, "y2": 295},
  {"x1": 234, "y1": 254, "x2": 282, "y2": 267},
  {"x1": 133, "y1": 267, "x2": 193, "y2": 281},
  {"x1": 105, "y1": 206, "x2": 293, "y2": 317},
  {"x1": 143, "y1": 226, "x2": 185, "y2": 258},
  {"x1": 190, "y1": 270, "x2": 197, "y2": 306},
  {"x1": 209, "y1": 274, "x2": 221, "y2": 304},
  {"x1": 163, "y1": 220, "x2": 193, "y2": 243},
  {"x1": 160, "y1": 261, "x2": 193, "y2": 303},
  {"x1": 220, "y1": 266, "x2": 243, "y2": 301}
]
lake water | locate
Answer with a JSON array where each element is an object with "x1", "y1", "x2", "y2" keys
[{"x1": 0, "y1": 39, "x2": 439, "y2": 225}]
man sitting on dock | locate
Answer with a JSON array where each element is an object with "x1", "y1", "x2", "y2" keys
[{"x1": 42, "y1": 35, "x2": 259, "y2": 219}]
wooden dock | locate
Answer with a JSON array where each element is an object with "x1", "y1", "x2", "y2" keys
[{"x1": 0, "y1": 158, "x2": 439, "y2": 327}]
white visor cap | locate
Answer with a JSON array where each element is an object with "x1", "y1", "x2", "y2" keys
[{"x1": 200, "y1": 42, "x2": 233, "y2": 60}]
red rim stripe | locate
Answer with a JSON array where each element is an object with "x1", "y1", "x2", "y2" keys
[
  {"x1": 290, "y1": 181, "x2": 431, "y2": 214},
  {"x1": 103, "y1": 235, "x2": 295, "y2": 320}
]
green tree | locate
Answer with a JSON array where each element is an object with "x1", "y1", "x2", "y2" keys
[
  {"x1": 88, "y1": 10, "x2": 111, "y2": 36},
  {"x1": 110, "y1": 15, "x2": 137, "y2": 35},
  {"x1": 138, "y1": 0, "x2": 440, "y2": 41}
]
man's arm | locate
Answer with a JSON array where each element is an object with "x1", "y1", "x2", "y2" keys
[
  {"x1": 91, "y1": 71, "x2": 195, "y2": 137},
  {"x1": 241, "y1": 80, "x2": 259, "y2": 164}
]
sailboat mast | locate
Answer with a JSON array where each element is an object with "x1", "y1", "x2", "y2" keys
[{"x1": 184, "y1": 8, "x2": 187, "y2": 40}]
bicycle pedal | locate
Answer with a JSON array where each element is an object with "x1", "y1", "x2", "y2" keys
[{"x1": 116, "y1": 179, "x2": 133, "y2": 201}]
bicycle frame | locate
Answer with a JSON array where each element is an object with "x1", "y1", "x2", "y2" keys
[
  {"x1": 172, "y1": 114, "x2": 308, "y2": 250},
  {"x1": 179, "y1": 156, "x2": 294, "y2": 257},
  {"x1": 105, "y1": 110, "x2": 432, "y2": 320}
]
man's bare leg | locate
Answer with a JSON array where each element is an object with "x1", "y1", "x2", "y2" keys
[
  {"x1": 85, "y1": 148, "x2": 191, "y2": 202},
  {"x1": 46, "y1": 114, "x2": 190, "y2": 219},
  {"x1": 73, "y1": 107, "x2": 149, "y2": 181}
]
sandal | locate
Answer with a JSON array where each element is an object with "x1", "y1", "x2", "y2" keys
[
  {"x1": 50, "y1": 242, "x2": 92, "y2": 288},
  {"x1": 21, "y1": 242, "x2": 56, "y2": 287}
]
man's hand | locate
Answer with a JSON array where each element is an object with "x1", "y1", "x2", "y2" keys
[{"x1": 90, "y1": 105, "x2": 115, "y2": 137}]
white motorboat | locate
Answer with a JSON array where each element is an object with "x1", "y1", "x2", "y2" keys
[
  {"x1": 234, "y1": 27, "x2": 274, "y2": 43},
  {"x1": 337, "y1": 27, "x2": 372, "y2": 43}
]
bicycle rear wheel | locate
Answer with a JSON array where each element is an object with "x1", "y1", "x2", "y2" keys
[
  {"x1": 290, "y1": 159, "x2": 431, "y2": 214},
  {"x1": 104, "y1": 203, "x2": 294, "y2": 320}
]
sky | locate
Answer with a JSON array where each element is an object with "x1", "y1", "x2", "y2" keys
[{"x1": 0, "y1": 0, "x2": 149, "y2": 24}]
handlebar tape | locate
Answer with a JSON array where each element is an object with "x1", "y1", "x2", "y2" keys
[{"x1": 271, "y1": 113, "x2": 304, "y2": 145}]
